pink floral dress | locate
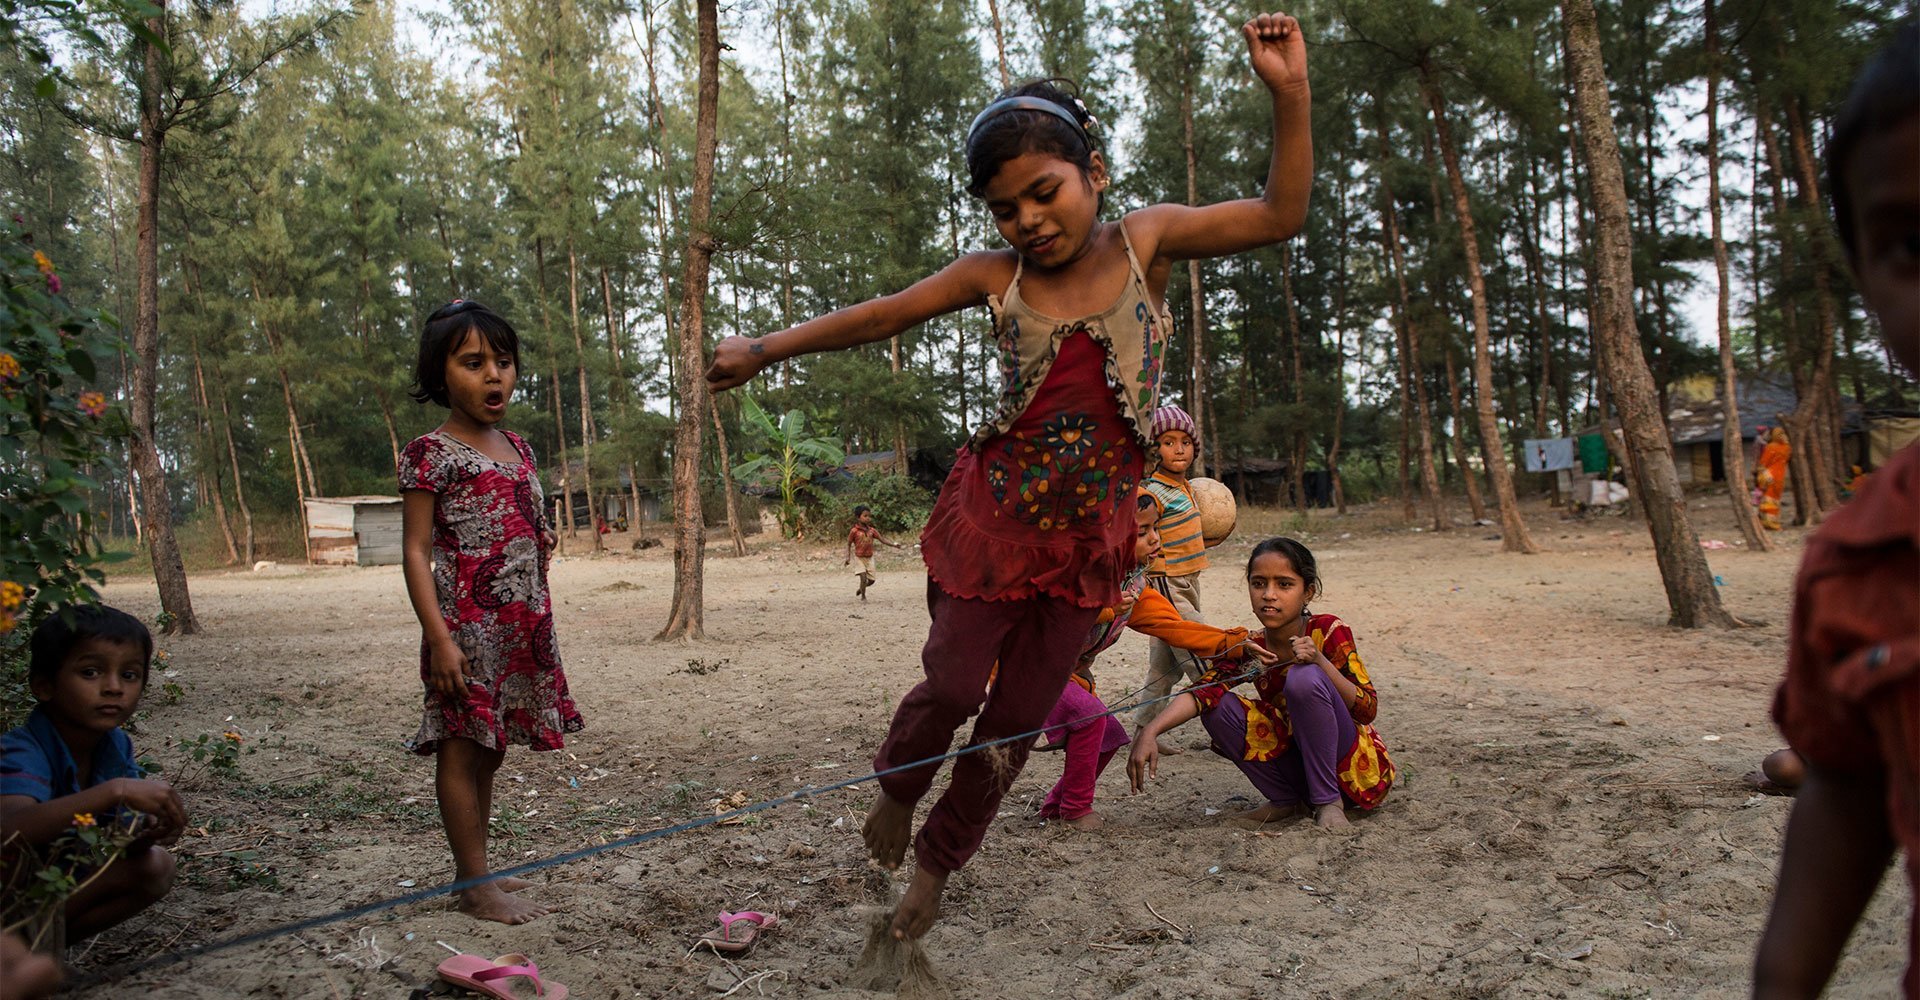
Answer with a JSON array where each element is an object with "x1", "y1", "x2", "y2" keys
[{"x1": 399, "y1": 430, "x2": 582, "y2": 754}]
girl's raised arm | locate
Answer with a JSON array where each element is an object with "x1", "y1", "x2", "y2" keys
[
  {"x1": 1129, "y1": 12, "x2": 1312, "y2": 266},
  {"x1": 706, "y1": 251, "x2": 1007, "y2": 391}
]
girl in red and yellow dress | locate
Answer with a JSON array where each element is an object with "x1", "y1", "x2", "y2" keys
[{"x1": 1128, "y1": 537, "x2": 1393, "y2": 830}]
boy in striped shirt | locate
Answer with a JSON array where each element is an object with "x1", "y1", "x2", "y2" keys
[{"x1": 1132, "y1": 405, "x2": 1210, "y2": 754}]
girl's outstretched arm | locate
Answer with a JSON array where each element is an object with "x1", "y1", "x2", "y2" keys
[
  {"x1": 706, "y1": 252, "x2": 1006, "y2": 391},
  {"x1": 1129, "y1": 12, "x2": 1312, "y2": 265}
]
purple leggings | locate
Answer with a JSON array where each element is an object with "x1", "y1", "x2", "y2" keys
[{"x1": 1200, "y1": 663, "x2": 1355, "y2": 808}]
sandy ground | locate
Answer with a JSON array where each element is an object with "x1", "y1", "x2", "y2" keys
[{"x1": 60, "y1": 495, "x2": 1909, "y2": 999}]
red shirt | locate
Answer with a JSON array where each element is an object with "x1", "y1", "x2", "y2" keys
[
  {"x1": 1773, "y1": 442, "x2": 1920, "y2": 989},
  {"x1": 849, "y1": 523, "x2": 878, "y2": 559}
]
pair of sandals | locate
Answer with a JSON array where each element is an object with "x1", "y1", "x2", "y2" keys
[{"x1": 433, "y1": 911, "x2": 776, "y2": 998}]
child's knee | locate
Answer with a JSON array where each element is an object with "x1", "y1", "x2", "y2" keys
[
  {"x1": 131, "y1": 845, "x2": 177, "y2": 902},
  {"x1": 1282, "y1": 665, "x2": 1332, "y2": 703}
]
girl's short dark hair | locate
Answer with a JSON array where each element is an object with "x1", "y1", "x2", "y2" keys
[
  {"x1": 1246, "y1": 537, "x2": 1320, "y2": 598},
  {"x1": 1830, "y1": 23, "x2": 1918, "y2": 260},
  {"x1": 29, "y1": 604, "x2": 153, "y2": 685},
  {"x1": 965, "y1": 79, "x2": 1103, "y2": 204},
  {"x1": 410, "y1": 300, "x2": 521, "y2": 407},
  {"x1": 853, "y1": 504, "x2": 871, "y2": 516}
]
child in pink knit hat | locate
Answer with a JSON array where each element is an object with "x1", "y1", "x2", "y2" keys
[{"x1": 1131, "y1": 404, "x2": 1210, "y2": 755}]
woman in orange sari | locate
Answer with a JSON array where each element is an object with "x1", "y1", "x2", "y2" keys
[{"x1": 1754, "y1": 426, "x2": 1791, "y2": 530}]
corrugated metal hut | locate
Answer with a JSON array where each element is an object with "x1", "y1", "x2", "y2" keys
[{"x1": 303, "y1": 496, "x2": 404, "y2": 566}]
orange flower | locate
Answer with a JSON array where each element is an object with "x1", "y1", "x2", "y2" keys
[
  {"x1": 0, "y1": 352, "x2": 19, "y2": 380},
  {"x1": 31, "y1": 250, "x2": 53, "y2": 275},
  {"x1": 0, "y1": 610, "x2": 15, "y2": 635},
  {"x1": 72, "y1": 813, "x2": 95, "y2": 828},
  {"x1": 223, "y1": 731, "x2": 243, "y2": 744},
  {"x1": 77, "y1": 391, "x2": 107, "y2": 417},
  {"x1": 0, "y1": 581, "x2": 21, "y2": 611}
]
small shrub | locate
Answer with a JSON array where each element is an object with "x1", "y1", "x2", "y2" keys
[{"x1": 811, "y1": 470, "x2": 932, "y2": 536}]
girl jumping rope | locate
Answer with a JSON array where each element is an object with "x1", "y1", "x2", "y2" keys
[
  {"x1": 399, "y1": 299, "x2": 583, "y2": 925},
  {"x1": 707, "y1": 12, "x2": 1314, "y2": 942},
  {"x1": 1128, "y1": 537, "x2": 1394, "y2": 830}
]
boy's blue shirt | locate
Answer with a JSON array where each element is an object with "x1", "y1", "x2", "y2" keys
[{"x1": 0, "y1": 705, "x2": 143, "y2": 806}]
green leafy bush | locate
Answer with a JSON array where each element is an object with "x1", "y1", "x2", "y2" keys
[
  {"x1": 0, "y1": 218, "x2": 130, "y2": 722},
  {"x1": 811, "y1": 470, "x2": 933, "y2": 537}
]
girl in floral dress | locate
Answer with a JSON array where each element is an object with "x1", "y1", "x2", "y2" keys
[
  {"x1": 706, "y1": 13, "x2": 1315, "y2": 943},
  {"x1": 398, "y1": 299, "x2": 582, "y2": 925},
  {"x1": 1128, "y1": 537, "x2": 1394, "y2": 831}
]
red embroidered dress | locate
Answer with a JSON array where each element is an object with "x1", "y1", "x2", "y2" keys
[
  {"x1": 1190, "y1": 613, "x2": 1395, "y2": 809},
  {"x1": 920, "y1": 223, "x2": 1170, "y2": 609},
  {"x1": 399, "y1": 430, "x2": 583, "y2": 754}
]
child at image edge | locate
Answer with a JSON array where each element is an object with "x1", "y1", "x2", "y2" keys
[
  {"x1": 0, "y1": 606, "x2": 184, "y2": 943},
  {"x1": 1753, "y1": 25, "x2": 1920, "y2": 1000},
  {"x1": 399, "y1": 299, "x2": 583, "y2": 926},
  {"x1": 1133, "y1": 403, "x2": 1210, "y2": 754},
  {"x1": 707, "y1": 12, "x2": 1313, "y2": 943}
]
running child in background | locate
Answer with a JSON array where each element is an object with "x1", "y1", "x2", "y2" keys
[
  {"x1": 398, "y1": 299, "x2": 583, "y2": 926},
  {"x1": 1129, "y1": 538, "x2": 1394, "y2": 831},
  {"x1": 1038, "y1": 491, "x2": 1278, "y2": 829},
  {"x1": 0, "y1": 606, "x2": 183, "y2": 942},
  {"x1": 1754, "y1": 26, "x2": 1919, "y2": 999},
  {"x1": 706, "y1": 13, "x2": 1314, "y2": 942},
  {"x1": 844, "y1": 505, "x2": 903, "y2": 601},
  {"x1": 1133, "y1": 404, "x2": 1209, "y2": 755}
]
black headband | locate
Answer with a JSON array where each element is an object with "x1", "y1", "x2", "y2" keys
[{"x1": 966, "y1": 96, "x2": 1090, "y2": 149}]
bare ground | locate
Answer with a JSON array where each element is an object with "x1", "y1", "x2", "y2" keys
[{"x1": 65, "y1": 496, "x2": 1908, "y2": 999}]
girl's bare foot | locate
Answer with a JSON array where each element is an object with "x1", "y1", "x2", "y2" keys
[
  {"x1": 495, "y1": 875, "x2": 535, "y2": 893},
  {"x1": 863, "y1": 793, "x2": 913, "y2": 869},
  {"x1": 1062, "y1": 811, "x2": 1104, "y2": 830},
  {"x1": 458, "y1": 883, "x2": 549, "y2": 924},
  {"x1": 890, "y1": 864, "x2": 949, "y2": 940},
  {"x1": 1226, "y1": 802, "x2": 1304, "y2": 828},
  {"x1": 1313, "y1": 802, "x2": 1350, "y2": 830}
]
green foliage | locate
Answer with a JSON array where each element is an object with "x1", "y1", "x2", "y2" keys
[
  {"x1": 0, "y1": 807, "x2": 139, "y2": 951},
  {"x1": 731, "y1": 395, "x2": 845, "y2": 537},
  {"x1": 812, "y1": 470, "x2": 933, "y2": 536},
  {"x1": 0, "y1": 220, "x2": 129, "y2": 652}
]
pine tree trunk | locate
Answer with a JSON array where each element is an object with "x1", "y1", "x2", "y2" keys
[
  {"x1": 567, "y1": 240, "x2": 604, "y2": 552},
  {"x1": 1280, "y1": 244, "x2": 1307, "y2": 510},
  {"x1": 131, "y1": 9, "x2": 196, "y2": 630},
  {"x1": 710, "y1": 400, "x2": 747, "y2": 556},
  {"x1": 533, "y1": 239, "x2": 575, "y2": 541},
  {"x1": 218, "y1": 374, "x2": 254, "y2": 567},
  {"x1": 1374, "y1": 115, "x2": 1446, "y2": 530},
  {"x1": 1180, "y1": 60, "x2": 1208, "y2": 477},
  {"x1": 1442, "y1": 342, "x2": 1489, "y2": 522},
  {"x1": 984, "y1": 0, "x2": 1011, "y2": 88},
  {"x1": 188, "y1": 331, "x2": 239, "y2": 565},
  {"x1": 1781, "y1": 95, "x2": 1844, "y2": 513},
  {"x1": 1564, "y1": 0, "x2": 1737, "y2": 627},
  {"x1": 1418, "y1": 65, "x2": 1535, "y2": 553},
  {"x1": 657, "y1": 0, "x2": 721, "y2": 641},
  {"x1": 1328, "y1": 180, "x2": 1350, "y2": 516},
  {"x1": 1705, "y1": 0, "x2": 1771, "y2": 552}
]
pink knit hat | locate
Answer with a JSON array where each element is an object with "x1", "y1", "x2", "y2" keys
[{"x1": 1150, "y1": 404, "x2": 1196, "y2": 442}]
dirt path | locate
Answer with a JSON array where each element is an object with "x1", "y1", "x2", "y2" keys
[{"x1": 73, "y1": 498, "x2": 1906, "y2": 999}]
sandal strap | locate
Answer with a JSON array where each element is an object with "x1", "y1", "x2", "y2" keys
[{"x1": 473, "y1": 957, "x2": 544, "y2": 996}]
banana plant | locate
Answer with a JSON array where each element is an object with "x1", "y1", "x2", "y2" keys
[{"x1": 730, "y1": 396, "x2": 845, "y2": 538}]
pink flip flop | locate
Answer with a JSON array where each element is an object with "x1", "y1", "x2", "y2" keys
[
  {"x1": 436, "y1": 953, "x2": 569, "y2": 1000},
  {"x1": 694, "y1": 910, "x2": 779, "y2": 954}
]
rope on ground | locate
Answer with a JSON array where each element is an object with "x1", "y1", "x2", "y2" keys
[{"x1": 71, "y1": 645, "x2": 1269, "y2": 989}]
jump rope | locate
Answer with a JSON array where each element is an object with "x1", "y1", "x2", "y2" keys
[{"x1": 68, "y1": 639, "x2": 1285, "y2": 989}]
